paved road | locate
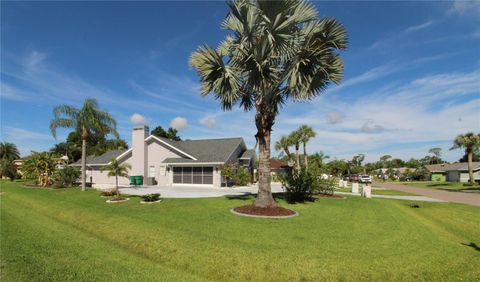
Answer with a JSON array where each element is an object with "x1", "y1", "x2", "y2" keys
[{"x1": 372, "y1": 182, "x2": 480, "y2": 207}]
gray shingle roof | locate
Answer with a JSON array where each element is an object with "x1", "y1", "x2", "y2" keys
[
  {"x1": 73, "y1": 136, "x2": 251, "y2": 165},
  {"x1": 72, "y1": 149, "x2": 129, "y2": 165},
  {"x1": 161, "y1": 137, "x2": 245, "y2": 163},
  {"x1": 426, "y1": 162, "x2": 480, "y2": 172},
  {"x1": 240, "y1": 149, "x2": 256, "y2": 159}
]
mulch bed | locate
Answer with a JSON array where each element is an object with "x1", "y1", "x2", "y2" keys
[
  {"x1": 108, "y1": 197, "x2": 129, "y2": 202},
  {"x1": 233, "y1": 205, "x2": 296, "y2": 216},
  {"x1": 314, "y1": 194, "x2": 345, "y2": 199}
]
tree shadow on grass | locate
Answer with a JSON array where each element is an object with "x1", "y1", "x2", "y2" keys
[
  {"x1": 225, "y1": 193, "x2": 255, "y2": 201},
  {"x1": 462, "y1": 242, "x2": 480, "y2": 252}
]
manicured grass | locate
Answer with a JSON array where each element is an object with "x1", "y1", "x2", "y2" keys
[
  {"x1": 336, "y1": 187, "x2": 417, "y2": 196},
  {"x1": 400, "y1": 181, "x2": 480, "y2": 191},
  {"x1": 1, "y1": 181, "x2": 479, "y2": 281}
]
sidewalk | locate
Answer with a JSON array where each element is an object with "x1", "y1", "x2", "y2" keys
[
  {"x1": 372, "y1": 182, "x2": 480, "y2": 207},
  {"x1": 336, "y1": 191, "x2": 446, "y2": 203}
]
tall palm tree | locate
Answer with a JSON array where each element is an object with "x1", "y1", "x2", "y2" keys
[
  {"x1": 298, "y1": 125, "x2": 316, "y2": 168},
  {"x1": 0, "y1": 142, "x2": 20, "y2": 161},
  {"x1": 274, "y1": 136, "x2": 294, "y2": 165},
  {"x1": 450, "y1": 132, "x2": 480, "y2": 184},
  {"x1": 190, "y1": 0, "x2": 347, "y2": 207},
  {"x1": 101, "y1": 158, "x2": 131, "y2": 197},
  {"x1": 50, "y1": 98, "x2": 119, "y2": 191},
  {"x1": 289, "y1": 130, "x2": 302, "y2": 171}
]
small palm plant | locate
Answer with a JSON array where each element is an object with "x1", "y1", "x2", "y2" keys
[
  {"x1": 450, "y1": 132, "x2": 480, "y2": 184},
  {"x1": 101, "y1": 158, "x2": 131, "y2": 197},
  {"x1": 274, "y1": 136, "x2": 294, "y2": 165}
]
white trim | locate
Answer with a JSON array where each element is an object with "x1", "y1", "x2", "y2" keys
[
  {"x1": 115, "y1": 149, "x2": 132, "y2": 161},
  {"x1": 145, "y1": 135, "x2": 197, "y2": 161}
]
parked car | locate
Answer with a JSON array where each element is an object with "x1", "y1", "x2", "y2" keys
[
  {"x1": 349, "y1": 174, "x2": 359, "y2": 182},
  {"x1": 359, "y1": 175, "x2": 372, "y2": 183},
  {"x1": 342, "y1": 175, "x2": 349, "y2": 181}
]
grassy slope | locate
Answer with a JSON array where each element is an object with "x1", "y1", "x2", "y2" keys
[
  {"x1": 401, "y1": 181, "x2": 480, "y2": 191},
  {"x1": 1, "y1": 181, "x2": 479, "y2": 281}
]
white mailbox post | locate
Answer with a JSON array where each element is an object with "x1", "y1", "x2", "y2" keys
[
  {"x1": 362, "y1": 184, "x2": 372, "y2": 198},
  {"x1": 352, "y1": 182, "x2": 359, "y2": 193}
]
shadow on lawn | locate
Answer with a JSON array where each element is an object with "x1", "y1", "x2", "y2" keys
[{"x1": 462, "y1": 242, "x2": 480, "y2": 252}]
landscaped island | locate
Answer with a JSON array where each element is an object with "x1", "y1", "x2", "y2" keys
[{"x1": 1, "y1": 181, "x2": 479, "y2": 281}]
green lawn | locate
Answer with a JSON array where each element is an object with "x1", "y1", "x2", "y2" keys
[
  {"x1": 1, "y1": 181, "x2": 479, "y2": 281},
  {"x1": 336, "y1": 187, "x2": 417, "y2": 196},
  {"x1": 400, "y1": 181, "x2": 480, "y2": 191}
]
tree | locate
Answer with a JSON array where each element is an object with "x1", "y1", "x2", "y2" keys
[
  {"x1": 274, "y1": 136, "x2": 294, "y2": 165},
  {"x1": 288, "y1": 130, "x2": 303, "y2": 171},
  {"x1": 0, "y1": 142, "x2": 20, "y2": 161},
  {"x1": 190, "y1": 0, "x2": 347, "y2": 207},
  {"x1": 325, "y1": 159, "x2": 348, "y2": 176},
  {"x1": 298, "y1": 125, "x2": 316, "y2": 168},
  {"x1": 0, "y1": 159, "x2": 17, "y2": 180},
  {"x1": 459, "y1": 147, "x2": 480, "y2": 162},
  {"x1": 309, "y1": 151, "x2": 329, "y2": 169},
  {"x1": 151, "y1": 126, "x2": 182, "y2": 141},
  {"x1": 22, "y1": 152, "x2": 57, "y2": 187},
  {"x1": 101, "y1": 158, "x2": 131, "y2": 197},
  {"x1": 379, "y1": 155, "x2": 392, "y2": 167},
  {"x1": 450, "y1": 132, "x2": 480, "y2": 184},
  {"x1": 50, "y1": 142, "x2": 81, "y2": 163},
  {"x1": 50, "y1": 98, "x2": 119, "y2": 191}
]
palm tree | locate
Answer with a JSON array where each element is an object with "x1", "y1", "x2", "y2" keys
[
  {"x1": 274, "y1": 136, "x2": 294, "y2": 165},
  {"x1": 450, "y1": 132, "x2": 480, "y2": 184},
  {"x1": 190, "y1": 0, "x2": 347, "y2": 207},
  {"x1": 0, "y1": 142, "x2": 20, "y2": 161},
  {"x1": 101, "y1": 158, "x2": 131, "y2": 197},
  {"x1": 289, "y1": 130, "x2": 302, "y2": 171},
  {"x1": 50, "y1": 98, "x2": 119, "y2": 191},
  {"x1": 298, "y1": 125, "x2": 316, "y2": 168}
]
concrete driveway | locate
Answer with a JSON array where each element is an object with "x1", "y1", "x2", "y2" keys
[{"x1": 119, "y1": 183, "x2": 284, "y2": 198}]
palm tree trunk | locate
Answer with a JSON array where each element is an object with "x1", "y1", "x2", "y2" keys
[
  {"x1": 284, "y1": 148, "x2": 292, "y2": 164},
  {"x1": 467, "y1": 148, "x2": 474, "y2": 184},
  {"x1": 303, "y1": 142, "x2": 308, "y2": 168},
  {"x1": 295, "y1": 144, "x2": 300, "y2": 171},
  {"x1": 81, "y1": 137, "x2": 87, "y2": 191},
  {"x1": 254, "y1": 125, "x2": 277, "y2": 208},
  {"x1": 115, "y1": 175, "x2": 119, "y2": 197}
]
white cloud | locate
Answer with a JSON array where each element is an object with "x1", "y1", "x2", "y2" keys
[
  {"x1": 0, "y1": 82, "x2": 28, "y2": 101},
  {"x1": 449, "y1": 0, "x2": 480, "y2": 15},
  {"x1": 129, "y1": 113, "x2": 147, "y2": 125},
  {"x1": 360, "y1": 120, "x2": 385, "y2": 134},
  {"x1": 405, "y1": 21, "x2": 433, "y2": 33},
  {"x1": 326, "y1": 112, "x2": 343, "y2": 125},
  {"x1": 170, "y1": 117, "x2": 189, "y2": 130},
  {"x1": 199, "y1": 116, "x2": 217, "y2": 129},
  {"x1": 23, "y1": 50, "x2": 46, "y2": 70}
]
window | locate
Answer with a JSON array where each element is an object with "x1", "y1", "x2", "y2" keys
[{"x1": 172, "y1": 166, "x2": 214, "y2": 185}]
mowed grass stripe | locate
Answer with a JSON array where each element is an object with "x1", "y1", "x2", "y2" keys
[{"x1": 1, "y1": 182, "x2": 479, "y2": 281}]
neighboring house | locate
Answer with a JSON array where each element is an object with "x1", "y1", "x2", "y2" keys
[
  {"x1": 374, "y1": 167, "x2": 416, "y2": 180},
  {"x1": 425, "y1": 162, "x2": 480, "y2": 183},
  {"x1": 270, "y1": 159, "x2": 288, "y2": 183},
  {"x1": 72, "y1": 125, "x2": 256, "y2": 188}
]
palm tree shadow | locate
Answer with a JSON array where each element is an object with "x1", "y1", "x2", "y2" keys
[
  {"x1": 462, "y1": 242, "x2": 480, "y2": 252},
  {"x1": 225, "y1": 193, "x2": 255, "y2": 200}
]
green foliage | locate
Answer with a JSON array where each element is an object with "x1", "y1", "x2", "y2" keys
[
  {"x1": 0, "y1": 159, "x2": 18, "y2": 180},
  {"x1": 280, "y1": 167, "x2": 315, "y2": 203},
  {"x1": 219, "y1": 162, "x2": 235, "y2": 180},
  {"x1": 141, "y1": 193, "x2": 161, "y2": 202},
  {"x1": 151, "y1": 126, "x2": 181, "y2": 141},
  {"x1": 22, "y1": 152, "x2": 58, "y2": 187},
  {"x1": 53, "y1": 166, "x2": 81, "y2": 187},
  {"x1": 101, "y1": 158, "x2": 131, "y2": 195},
  {"x1": 234, "y1": 167, "x2": 250, "y2": 186},
  {"x1": 0, "y1": 142, "x2": 20, "y2": 161},
  {"x1": 325, "y1": 159, "x2": 348, "y2": 176}
]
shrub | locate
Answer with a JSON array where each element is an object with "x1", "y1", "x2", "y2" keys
[
  {"x1": 316, "y1": 177, "x2": 336, "y2": 195},
  {"x1": 234, "y1": 167, "x2": 250, "y2": 186},
  {"x1": 279, "y1": 167, "x2": 315, "y2": 203},
  {"x1": 141, "y1": 193, "x2": 161, "y2": 202},
  {"x1": 101, "y1": 190, "x2": 117, "y2": 197},
  {"x1": 53, "y1": 166, "x2": 81, "y2": 188},
  {"x1": 0, "y1": 159, "x2": 17, "y2": 181}
]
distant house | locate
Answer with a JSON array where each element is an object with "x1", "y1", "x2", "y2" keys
[
  {"x1": 270, "y1": 159, "x2": 288, "y2": 182},
  {"x1": 71, "y1": 125, "x2": 256, "y2": 188},
  {"x1": 425, "y1": 162, "x2": 480, "y2": 183},
  {"x1": 13, "y1": 155, "x2": 68, "y2": 175}
]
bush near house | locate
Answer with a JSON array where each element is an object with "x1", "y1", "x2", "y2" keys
[
  {"x1": 234, "y1": 167, "x2": 250, "y2": 186},
  {"x1": 141, "y1": 193, "x2": 161, "y2": 202},
  {"x1": 53, "y1": 166, "x2": 81, "y2": 188}
]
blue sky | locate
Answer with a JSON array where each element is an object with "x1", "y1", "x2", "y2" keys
[{"x1": 1, "y1": 0, "x2": 479, "y2": 162}]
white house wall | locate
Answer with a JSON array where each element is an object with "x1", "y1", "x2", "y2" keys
[{"x1": 146, "y1": 139, "x2": 183, "y2": 186}]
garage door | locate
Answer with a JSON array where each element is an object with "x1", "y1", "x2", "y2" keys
[{"x1": 173, "y1": 167, "x2": 213, "y2": 185}]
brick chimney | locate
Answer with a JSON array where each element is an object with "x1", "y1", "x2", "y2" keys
[{"x1": 131, "y1": 125, "x2": 149, "y2": 179}]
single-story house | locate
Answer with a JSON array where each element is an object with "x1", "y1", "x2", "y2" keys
[
  {"x1": 72, "y1": 125, "x2": 256, "y2": 188},
  {"x1": 425, "y1": 162, "x2": 480, "y2": 183}
]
